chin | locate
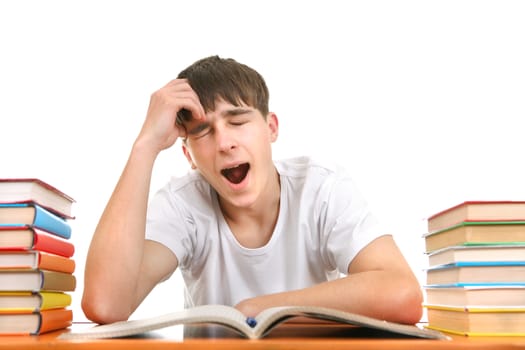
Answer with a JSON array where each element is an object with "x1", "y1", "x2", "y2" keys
[{"x1": 220, "y1": 190, "x2": 259, "y2": 209}]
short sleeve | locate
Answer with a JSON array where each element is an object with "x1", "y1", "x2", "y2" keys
[
  {"x1": 319, "y1": 169, "x2": 388, "y2": 274},
  {"x1": 145, "y1": 184, "x2": 195, "y2": 269}
]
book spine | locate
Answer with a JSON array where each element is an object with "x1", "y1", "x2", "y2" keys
[
  {"x1": 33, "y1": 229, "x2": 75, "y2": 258},
  {"x1": 38, "y1": 252, "x2": 76, "y2": 274},
  {"x1": 41, "y1": 270, "x2": 77, "y2": 292},
  {"x1": 33, "y1": 205, "x2": 71, "y2": 239},
  {"x1": 39, "y1": 292, "x2": 72, "y2": 311},
  {"x1": 0, "y1": 292, "x2": 72, "y2": 312},
  {"x1": 34, "y1": 309, "x2": 73, "y2": 335}
]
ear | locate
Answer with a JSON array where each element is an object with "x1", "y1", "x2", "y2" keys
[
  {"x1": 267, "y1": 112, "x2": 279, "y2": 142},
  {"x1": 182, "y1": 144, "x2": 197, "y2": 169}
]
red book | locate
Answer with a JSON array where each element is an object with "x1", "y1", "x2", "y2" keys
[{"x1": 0, "y1": 226, "x2": 74, "y2": 258}]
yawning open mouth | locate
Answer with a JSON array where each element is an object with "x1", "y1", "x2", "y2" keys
[{"x1": 221, "y1": 163, "x2": 250, "y2": 184}]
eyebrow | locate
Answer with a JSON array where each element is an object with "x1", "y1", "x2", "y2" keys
[
  {"x1": 187, "y1": 122, "x2": 211, "y2": 136},
  {"x1": 186, "y1": 107, "x2": 255, "y2": 135},
  {"x1": 221, "y1": 107, "x2": 254, "y2": 117}
]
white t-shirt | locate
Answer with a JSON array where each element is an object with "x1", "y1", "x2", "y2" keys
[{"x1": 146, "y1": 156, "x2": 386, "y2": 308}]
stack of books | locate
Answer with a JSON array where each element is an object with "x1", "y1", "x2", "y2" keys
[
  {"x1": 0, "y1": 179, "x2": 76, "y2": 335},
  {"x1": 422, "y1": 201, "x2": 525, "y2": 336}
]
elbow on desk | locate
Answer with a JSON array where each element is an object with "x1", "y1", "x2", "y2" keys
[
  {"x1": 389, "y1": 283, "x2": 424, "y2": 325},
  {"x1": 81, "y1": 290, "x2": 133, "y2": 325}
]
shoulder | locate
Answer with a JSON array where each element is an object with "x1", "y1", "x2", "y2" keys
[
  {"x1": 275, "y1": 156, "x2": 350, "y2": 183},
  {"x1": 274, "y1": 156, "x2": 345, "y2": 176},
  {"x1": 149, "y1": 170, "x2": 214, "y2": 213},
  {"x1": 275, "y1": 156, "x2": 369, "y2": 215},
  {"x1": 146, "y1": 171, "x2": 216, "y2": 266},
  {"x1": 160, "y1": 170, "x2": 211, "y2": 198}
]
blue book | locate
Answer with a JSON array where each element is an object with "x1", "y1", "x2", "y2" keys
[
  {"x1": 0, "y1": 203, "x2": 71, "y2": 239},
  {"x1": 426, "y1": 261, "x2": 525, "y2": 286},
  {"x1": 428, "y1": 261, "x2": 525, "y2": 269},
  {"x1": 425, "y1": 282, "x2": 525, "y2": 287}
]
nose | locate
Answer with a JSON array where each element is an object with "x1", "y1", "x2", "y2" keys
[{"x1": 215, "y1": 125, "x2": 236, "y2": 152}]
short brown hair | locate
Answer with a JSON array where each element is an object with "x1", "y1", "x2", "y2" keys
[{"x1": 176, "y1": 56, "x2": 269, "y2": 124}]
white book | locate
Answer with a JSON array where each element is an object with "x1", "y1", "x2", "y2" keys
[
  {"x1": 0, "y1": 178, "x2": 75, "y2": 219},
  {"x1": 59, "y1": 304, "x2": 449, "y2": 340}
]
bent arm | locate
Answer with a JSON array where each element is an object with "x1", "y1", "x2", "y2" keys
[
  {"x1": 235, "y1": 235, "x2": 423, "y2": 324},
  {"x1": 82, "y1": 79, "x2": 204, "y2": 324},
  {"x1": 81, "y1": 143, "x2": 178, "y2": 324}
]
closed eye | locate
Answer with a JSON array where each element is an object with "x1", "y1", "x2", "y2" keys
[
  {"x1": 194, "y1": 129, "x2": 212, "y2": 139},
  {"x1": 229, "y1": 117, "x2": 250, "y2": 126}
]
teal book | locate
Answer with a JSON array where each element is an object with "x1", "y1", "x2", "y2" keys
[
  {"x1": 430, "y1": 261, "x2": 525, "y2": 268},
  {"x1": 425, "y1": 261, "x2": 525, "y2": 286},
  {"x1": 425, "y1": 282, "x2": 525, "y2": 287},
  {"x1": 0, "y1": 203, "x2": 71, "y2": 239}
]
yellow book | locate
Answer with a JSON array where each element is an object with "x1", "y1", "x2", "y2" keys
[
  {"x1": 0, "y1": 291, "x2": 72, "y2": 312},
  {"x1": 425, "y1": 304, "x2": 525, "y2": 336}
]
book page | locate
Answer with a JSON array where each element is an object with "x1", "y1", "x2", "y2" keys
[
  {"x1": 60, "y1": 304, "x2": 450, "y2": 340},
  {"x1": 253, "y1": 306, "x2": 450, "y2": 340},
  {"x1": 59, "y1": 305, "x2": 252, "y2": 340}
]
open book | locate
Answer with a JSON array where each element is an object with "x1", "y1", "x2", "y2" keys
[{"x1": 59, "y1": 305, "x2": 449, "y2": 340}]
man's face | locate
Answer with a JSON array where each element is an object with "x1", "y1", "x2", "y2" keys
[{"x1": 182, "y1": 99, "x2": 279, "y2": 209}]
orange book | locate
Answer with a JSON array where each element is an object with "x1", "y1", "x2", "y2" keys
[
  {"x1": 0, "y1": 251, "x2": 75, "y2": 274},
  {"x1": 425, "y1": 305, "x2": 525, "y2": 336},
  {"x1": 0, "y1": 308, "x2": 72, "y2": 335}
]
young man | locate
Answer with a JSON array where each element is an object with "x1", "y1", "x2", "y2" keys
[{"x1": 82, "y1": 56, "x2": 423, "y2": 325}]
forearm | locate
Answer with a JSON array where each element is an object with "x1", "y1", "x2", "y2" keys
[
  {"x1": 82, "y1": 140, "x2": 158, "y2": 322},
  {"x1": 236, "y1": 270, "x2": 423, "y2": 324}
]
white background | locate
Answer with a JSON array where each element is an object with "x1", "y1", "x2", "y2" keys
[{"x1": 1, "y1": 1, "x2": 524, "y2": 322}]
